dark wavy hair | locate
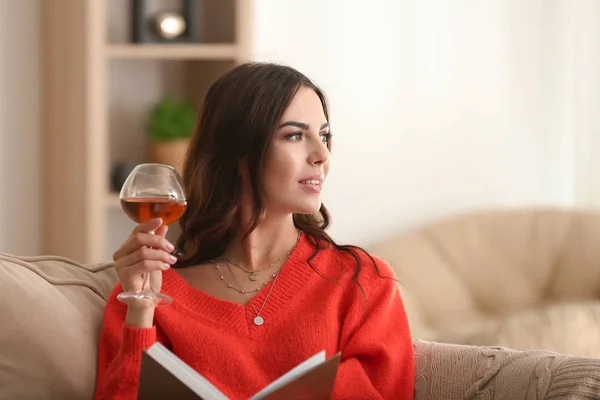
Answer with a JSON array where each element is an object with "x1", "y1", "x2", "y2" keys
[{"x1": 174, "y1": 62, "x2": 381, "y2": 290}]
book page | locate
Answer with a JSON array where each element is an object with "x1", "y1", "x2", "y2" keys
[
  {"x1": 249, "y1": 351, "x2": 327, "y2": 400},
  {"x1": 144, "y1": 342, "x2": 229, "y2": 400}
]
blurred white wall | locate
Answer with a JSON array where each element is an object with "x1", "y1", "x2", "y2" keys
[
  {"x1": 1, "y1": 1, "x2": 599, "y2": 255},
  {"x1": 562, "y1": 1, "x2": 600, "y2": 207},
  {"x1": 252, "y1": 0, "x2": 600, "y2": 247},
  {"x1": 0, "y1": 0, "x2": 41, "y2": 255}
]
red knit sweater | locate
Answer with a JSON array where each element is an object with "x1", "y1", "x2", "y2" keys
[{"x1": 94, "y1": 233, "x2": 414, "y2": 399}]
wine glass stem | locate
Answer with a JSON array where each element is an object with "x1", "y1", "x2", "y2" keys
[
  {"x1": 142, "y1": 229, "x2": 156, "y2": 293},
  {"x1": 142, "y1": 272, "x2": 151, "y2": 292}
]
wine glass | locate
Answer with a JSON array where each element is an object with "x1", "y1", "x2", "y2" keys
[{"x1": 117, "y1": 163, "x2": 187, "y2": 307}]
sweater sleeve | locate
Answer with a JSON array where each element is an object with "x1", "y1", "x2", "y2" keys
[
  {"x1": 94, "y1": 285, "x2": 165, "y2": 400},
  {"x1": 334, "y1": 255, "x2": 415, "y2": 400}
]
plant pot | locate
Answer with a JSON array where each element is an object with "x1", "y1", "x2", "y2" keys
[{"x1": 147, "y1": 138, "x2": 191, "y2": 176}]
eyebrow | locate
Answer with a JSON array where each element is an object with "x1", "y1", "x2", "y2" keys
[{"x1": 278, "y1": 121, "x2": 329, "y2": 130}]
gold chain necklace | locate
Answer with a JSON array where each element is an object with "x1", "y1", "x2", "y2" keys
[
  {"x1": 221, "y1": 230, "x2": 301, "y2": 282},
  {"x1": 226, "y1": 261, "x2": 281, "y2": 326},
  {"x1": 211, "y1": 261, "x2": 277, "y2": 294},
  {"x1": 223, "y1": 256, "x2": 282, "y2": 282}
]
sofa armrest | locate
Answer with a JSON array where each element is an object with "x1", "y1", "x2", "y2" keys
[{"x1": 413, "y1": 339, "x2": 600, "y2": 400}]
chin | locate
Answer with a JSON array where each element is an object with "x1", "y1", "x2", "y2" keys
[{"x1": 293, "y1": 201, "x2": 322, "y2": 215}]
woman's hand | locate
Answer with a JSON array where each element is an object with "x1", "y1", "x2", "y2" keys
[{"x1": 112, "y1": 218, "x2": 177, "y2": 326}]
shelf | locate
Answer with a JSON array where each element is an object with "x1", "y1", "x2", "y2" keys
[
  {"x1": 106, "y1": 193, "x2": 121, "y2": 208},
  {"x1": 106, "y1": 44, "x2": 238, "y2": 60},
  {"x1": 43, "y1": 0, "x2": 250, "y2": 263}
]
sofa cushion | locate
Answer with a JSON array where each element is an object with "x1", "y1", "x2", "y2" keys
[
  {"x1": 0, "y1": 252, "x2": 117, "y2": 400},
  {"x1": 437, "y1": 301, "x2": 600, "y2": 358},
  {"x1": 372, "y1": 208, "x2": 600, "y2": 357}
]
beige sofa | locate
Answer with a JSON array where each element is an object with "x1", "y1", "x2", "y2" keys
[
  {"x1": 373, "y1": 208, "x2": 600, "y2": 358},
  {"x1": 1, "y1": 250, "x2": 600, "y2": 399}
]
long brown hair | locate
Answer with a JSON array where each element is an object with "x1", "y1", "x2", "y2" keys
[{"x1": 175, "y1": 62, "x2": 381, "y2": 290}]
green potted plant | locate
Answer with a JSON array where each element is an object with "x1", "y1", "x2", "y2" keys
[{"x1": 146, "y1": 96, "x2": 197, "y2": 175}]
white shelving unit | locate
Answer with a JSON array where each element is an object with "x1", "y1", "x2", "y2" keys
[{"x1": 42, "y1": 0, "x2": 253, "y2": 263}]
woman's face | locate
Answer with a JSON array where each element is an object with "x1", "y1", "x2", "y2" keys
[{"x1": 262, "y1": 87, "x2": 331, "y2": 216}]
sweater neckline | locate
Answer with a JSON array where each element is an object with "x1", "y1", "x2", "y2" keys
[{"x1": 160, "y1": 231, "x2": 316, "y2": 332}]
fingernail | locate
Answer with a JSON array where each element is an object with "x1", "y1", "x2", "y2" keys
[
  {"x1": 163, "y1": 263, "x2": 171, "y2": 270},
  {"x1": 169, "y1": 255, "x2": 177, "y2": 263},
  {"x1": 166, "y1": 242, "x2": 175, "y2": 251}
]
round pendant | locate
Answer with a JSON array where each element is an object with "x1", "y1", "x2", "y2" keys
[
  {"x1": 249, "y1": 272, "x2": 258, "y2": 281},
  {"x1": 254, "y1": 316, "x2": 264, "y2": 326}
]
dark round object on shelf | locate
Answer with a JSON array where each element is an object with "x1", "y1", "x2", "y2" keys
[
  {"x1": 131, "y1": 0, "x2": 201, "y2": 43},
  {"x1": 153, "y1": 11, "x2": 187, "y2": 40}
]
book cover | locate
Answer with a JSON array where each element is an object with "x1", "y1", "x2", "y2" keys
[{"x1": 138, "y1": 342, "x2": 341, "y2": 400}]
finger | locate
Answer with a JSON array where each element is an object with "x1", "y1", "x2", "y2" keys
[
  {"x1": 126, "y1": 259, "x2": 171, "y2": 279},
  {"x1": 113, "y1": 232, "x2": 174, "y2": 261},
  {"x1": 132, "y1": 218, "x2": 163, "y2": 234},
  {"x1": 119, "y1": 247, "x2": 176, "y2": 270},
  {"x1": 155, "y1": 224, "x2": 169, "y2": 238}
]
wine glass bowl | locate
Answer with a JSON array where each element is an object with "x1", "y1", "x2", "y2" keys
[{"x1": 117, "y1": 163, "x2": 187, "y2": 307}]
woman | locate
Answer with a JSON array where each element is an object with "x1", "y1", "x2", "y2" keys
[{"x1": 95, "y1": 62, "x2": 414, "y2": 399}]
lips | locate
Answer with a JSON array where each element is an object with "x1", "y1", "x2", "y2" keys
[
  {"x1": 298, "y1": 174, "x2": 325, "y2": 185},
  {"x1": 299, "y1": 174, "x2": 325, "y2": 193},
  {"x1": 299, "y1": 179, "x2": 322, "y2": 185}
]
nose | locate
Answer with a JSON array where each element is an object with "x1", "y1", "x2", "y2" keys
[{"x1": 308, "y1": 138, "x2": 330, "y2": 165}]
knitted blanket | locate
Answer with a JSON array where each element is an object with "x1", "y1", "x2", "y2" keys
[{"x1": 414, "y1": 339, "x2": 600, "y2": 399}]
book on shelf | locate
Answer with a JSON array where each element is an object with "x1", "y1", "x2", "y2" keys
[{"x1": 138, "y1": 342, "x2": 342, "y2": 400}]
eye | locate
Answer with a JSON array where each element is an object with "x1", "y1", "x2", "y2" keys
[
  {"x1": 285, "y1": 132, "x2": 302, "y2": 141},
  {"x1": 320, "y1": 132, "x2": 332, "y2": 143}
]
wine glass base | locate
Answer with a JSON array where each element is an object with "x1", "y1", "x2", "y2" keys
[{"x1": 117, "y1": 290, "x2": 172, "y2": 308}]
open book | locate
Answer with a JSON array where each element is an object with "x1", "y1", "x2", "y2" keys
[{"x1": 138, "y1": 342, "x2": 341, "y2": 400}]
